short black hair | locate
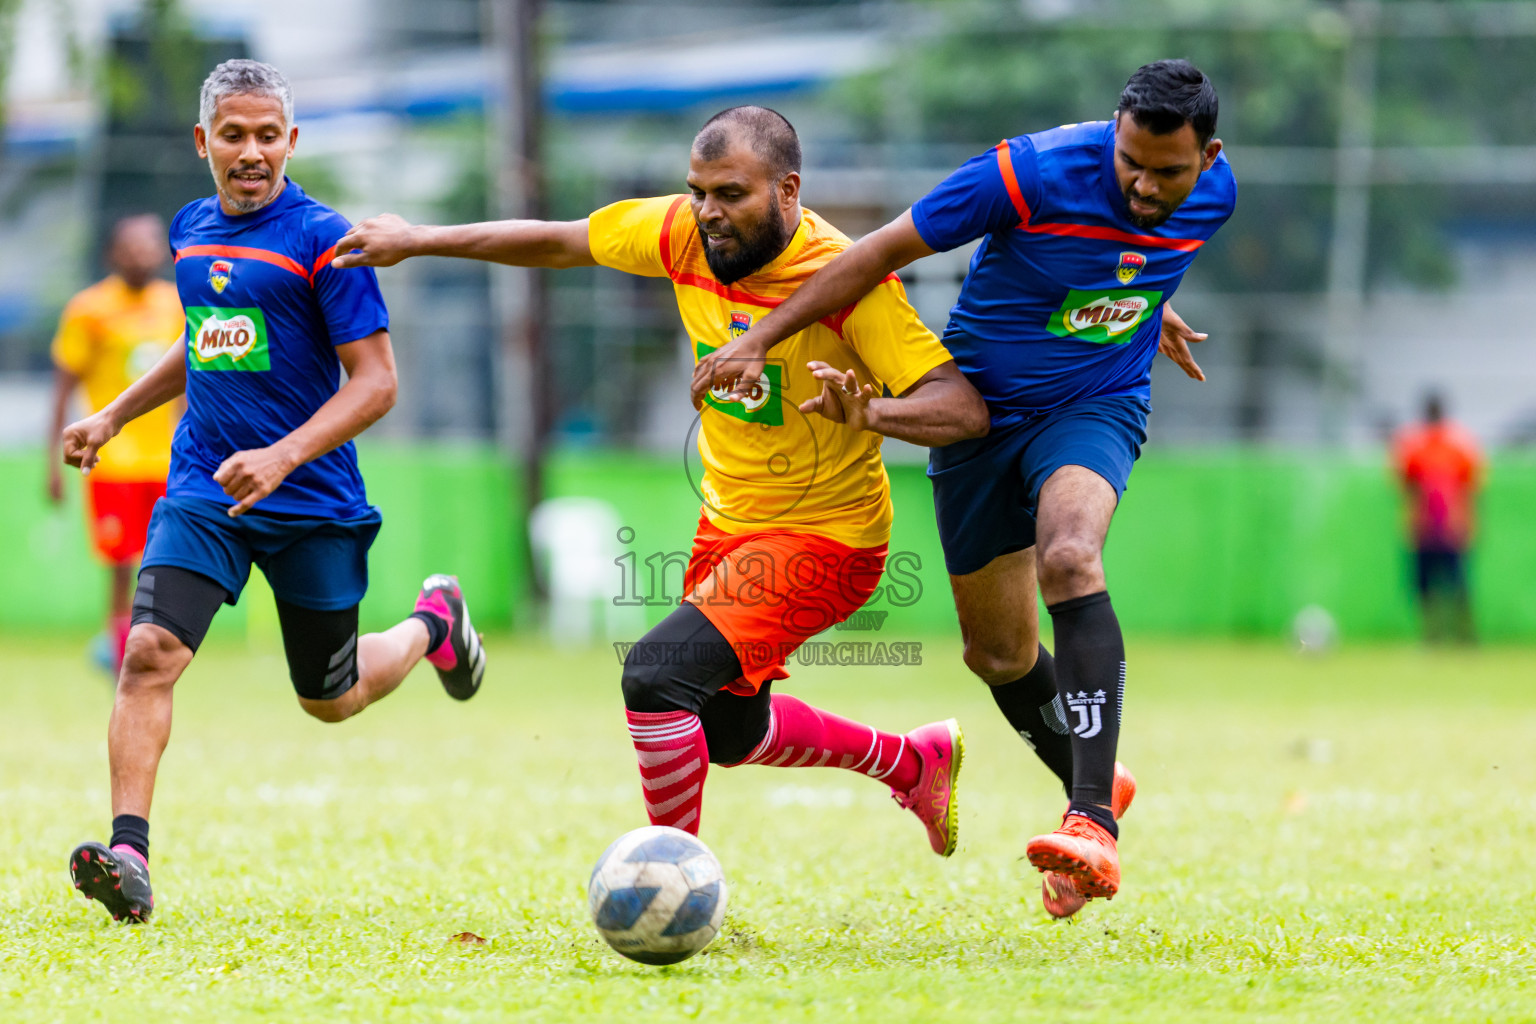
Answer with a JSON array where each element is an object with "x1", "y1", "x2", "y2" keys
[
  {"x1": 106, "y1": 212, "x2": 165, "y2": 250},
  {"x1": 1117, "y1": 59, "x2": 1219, "y2": 147},
  {"x1": 693, "y1": 106, "x2": 802, "y2": 181}
]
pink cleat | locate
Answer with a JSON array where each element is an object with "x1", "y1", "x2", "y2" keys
[
  {"x1": 415, "y1": 575, "x2": 486, "y2": 701},
  {"x1": 1041, "y1": 761, "x2": 1137, "y2": 918},
  {"x1": 892, "y1": 718, "x2": 964, "y2": 857}
]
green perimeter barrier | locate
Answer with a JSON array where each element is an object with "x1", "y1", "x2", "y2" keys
[
  {"x1": 1, "y1": 443, "x2": 523, "y2": 637},
  {"x1": 4, "y1": 445, "x2": 1533, "y2": 640}
]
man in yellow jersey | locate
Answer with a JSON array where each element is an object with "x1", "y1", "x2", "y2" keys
[
  {"x1": 47, "y1": 214, "x2": 183, "y2": 672},
  {"x1": 334, "y1": 106, "x2": 989, "y2": 855}
]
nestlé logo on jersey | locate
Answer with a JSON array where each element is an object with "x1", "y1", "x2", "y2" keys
[
  {"x1": 1116, "y1": 251, "x2": 1146, "y2": 285},
  {"x1": 209, "y1": 260, "x2": 233, "y2": 294},
  {"x1": 196, "y1": 314, "x2": 258, "y2": 362},
  {"x1": 1047, "y1": 289, "x2": 1163, "y2": 345}
]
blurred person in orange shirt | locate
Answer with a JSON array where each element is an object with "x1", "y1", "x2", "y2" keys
[
  {"x1": 46, "y1": 214, "x2": 183, "y2": 672},
  {"x1": 1392, "y1": 392, "x2": 1483, "y2": 643}
]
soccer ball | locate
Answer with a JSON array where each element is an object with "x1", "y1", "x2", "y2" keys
[{"x1": 587, "y1": 826, "x2": 727, "y2": 965}]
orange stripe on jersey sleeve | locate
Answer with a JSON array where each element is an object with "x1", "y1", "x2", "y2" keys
[
  {"x1": 820, "y1": 273, "x2": 902, "y2": 337},
  {"x1": 659, "y1": 196, "x2": 688, "y2": 278},
  {"x1": 311, "y1": 244, "x2": 339, "y2": 279},
  {"x1": 994, "y1": 141, "x2": 1031, "y2": 224},
  {"x1": 175, "y1": 244, "x2": 312, "y2": 281}
]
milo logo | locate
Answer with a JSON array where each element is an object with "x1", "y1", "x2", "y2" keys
[
  {"x1": 1047, "y1": 289, "x2": 1163, "y2": 345},
  {"x1": 185, "y1": 307, "x2": 270, "y2": 371},
  {"x1": 696, "y1": 340, "x2": 783, "y2": 426}
]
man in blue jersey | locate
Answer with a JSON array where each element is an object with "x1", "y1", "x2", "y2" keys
[
  {"x1": 694, "y1": 60, "x2": 1235, "y2": 918},
  {"x1": 57, "y1": 60, "x2": 487, "y2": 924}
]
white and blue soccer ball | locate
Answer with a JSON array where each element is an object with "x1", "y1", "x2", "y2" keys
[{"x1": 587, "y1": 825, "x2": 727, "y2": 965}]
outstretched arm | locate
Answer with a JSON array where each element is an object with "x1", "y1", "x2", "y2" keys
[
  {"x1": 691, "y1": 210, "x2": 936, "y2": 405},
  {"x1": 330, "y1": 213, "x2": 596, "y2": 270},
  {"x1": 211, "y1": 330, "x2": 398, "y2": 516},
  {"x1": 799, "y1": 359, "x2": 988, "y2": 447},
  {"x1": 61, "y1": 340, "x2": 186, "y2": 477}
]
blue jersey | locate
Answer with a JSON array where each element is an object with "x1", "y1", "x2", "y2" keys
[
  {"x1": 911, "y1": 120, "x2": 1236, "y2": 427},
  {"x1": 167, "y1": 180, "x2": 389, "y2": 517}
]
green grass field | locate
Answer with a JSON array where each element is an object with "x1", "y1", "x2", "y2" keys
[{"x1": 2, "y1": 634, "x2": 1533, "y2": 1022}]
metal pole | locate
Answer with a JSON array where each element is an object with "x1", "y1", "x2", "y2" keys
[
  {"x1": 490, "y1": 0, "x2": 550, "y2": 604},
  {"x1": 1322, "y1": 0, "x2": 1379, "y2": 444}
]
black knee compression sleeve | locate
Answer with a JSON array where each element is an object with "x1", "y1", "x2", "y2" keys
[
  {"x1": 698, "y1": 685, "x2": 773, "y2": 765},
  {"x1": 275, "y1": 598, "x2": 361, "y2": 701},
  {"x1": 620, "y1": 603, "x2": 743, "y2": 715}
]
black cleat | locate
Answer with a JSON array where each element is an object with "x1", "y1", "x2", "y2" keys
[
  {"x1": 415, "y1": 574, "x2": 486, "y2": 700},
  {"x1": 70, "y1": 842, "x2": 153, "y2": 923}
]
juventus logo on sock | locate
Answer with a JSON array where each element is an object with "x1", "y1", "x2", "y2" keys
[{"x1": 1066, "y1": 688, "x2": 1107, "y2": 738}]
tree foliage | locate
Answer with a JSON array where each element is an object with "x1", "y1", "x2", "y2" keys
[{"x1": 828, "y1": 0, "x2": 1533, "y2": 292}]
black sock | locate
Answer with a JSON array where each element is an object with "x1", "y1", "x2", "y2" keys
[
  {"x1": 1068, "y1": 801, "x2": 1118, "y2": 835},
  {"x1": 110, "y1": 814, "x2": 150, "y2": 863},
  {"x1": 1047, "y1": 590, "x2": 1125, "y2": 840},
  {"x1": 410, "y1": 610, "x2": 449, "y2": 652},
  {"x1": 986, "y1": 645, "x2": 1072, "y2": 794}
]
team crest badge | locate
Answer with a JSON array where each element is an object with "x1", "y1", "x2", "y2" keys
[
  {"x1": 209, "y1": 259, "x2": 233, "y2": 294},
  {"x1": 1116, "y1": 252, "x2": 1146, "y2": 285},
  {"x1": 728, "y1": 311, "x2": 752, "y2": 338}
]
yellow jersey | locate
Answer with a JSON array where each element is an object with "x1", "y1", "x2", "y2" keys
[
  {"x1": 51, "y1": 275, "x2": 183, "y2": 482},
  {"x1": 588, "y1": 196, "x2": 953, "y2": 548}
]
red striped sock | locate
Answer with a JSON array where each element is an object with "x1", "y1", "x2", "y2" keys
[
  {"x1": 736, "y1": 694, "x2": 920, "y2": 793},
  {"x1": 625, "y1": 709, "x2": 708, "y2": 834}
]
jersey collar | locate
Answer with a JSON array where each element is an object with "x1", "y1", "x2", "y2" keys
[{"x1": 1100, "y1": 122, "x2": 1135, "y2": 224}]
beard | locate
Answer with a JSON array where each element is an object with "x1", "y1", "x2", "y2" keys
[
  {"x1": 211, "y1": 153, "x2": 287, "y2": 214},
  {"x1": 699, "y1": 199, "x2": 791, "y2": 285},
  {"x1": 1122, "y1": 185, "x2": 1177, "y2": 229}
]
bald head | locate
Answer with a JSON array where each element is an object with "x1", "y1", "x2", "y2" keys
[{"x1": 693, "y1": 106, "x2": 802, "y2": 182}]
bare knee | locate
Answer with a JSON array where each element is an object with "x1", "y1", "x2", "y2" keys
[
  {"x1": 1037, "y1": 538, "x2": 1103, "y2": 598},
  {"x1": 961, "y1": 638, "x2": 1038, "y2": 686},
  {"x1": 118, "y1": 625, "x2": 191, "y2": 693},
  {"x1": 298, "y1": 694, "x2": 359, "y2": 723}
]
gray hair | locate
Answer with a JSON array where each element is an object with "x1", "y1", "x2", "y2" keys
[{"x1": 198, "y1": 59, "x2": 293, "y2": 131}]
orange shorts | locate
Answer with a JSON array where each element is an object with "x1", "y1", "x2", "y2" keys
[
  {"x1": 682, "y1": 514, "x2": 887, "y2": 694},
  {"x1": 87, "y1": 479, "x2": 166, "y2": 565}
]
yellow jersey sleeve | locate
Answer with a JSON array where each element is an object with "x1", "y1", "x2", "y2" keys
[
  {"x1": 50, "y1": 294, "x2": 99, "y2": 377},
  {"x1": 840, "y1": 276, "x2": 953, "y2": 396},
  {"x1": 587, "y1": 195, "x2": 690, "y2": 279}
]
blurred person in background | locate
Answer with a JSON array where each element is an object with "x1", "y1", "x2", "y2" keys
[
  {"x1": 1393, "y1": 392, "x2": 1483, "y2": 643},
  {"x1": 46, "y1": 214, "x2": 183, "y2": 675}
]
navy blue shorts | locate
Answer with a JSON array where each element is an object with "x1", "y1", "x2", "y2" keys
[
  {"x1": 140, "y1": 496, "x2": 382, "y2": 610},
  {"x1": 927, "y1": 393, "x2": 1150, "y2": 576},
  {"x1": 1414, "y1": 547, "x2": 1467, "y2": 597}
]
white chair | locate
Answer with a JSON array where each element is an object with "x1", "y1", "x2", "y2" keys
[{"x1": 529, "y1": 496, "x2": 643, "y2": 646}]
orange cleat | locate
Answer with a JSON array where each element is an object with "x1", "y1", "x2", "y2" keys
[
  {"x1": 1034, "y1": 761, "x2": 1136, "y2": 914},
  {"x1": 892, "y1": 718, "x2": 964, "y2": 857}
]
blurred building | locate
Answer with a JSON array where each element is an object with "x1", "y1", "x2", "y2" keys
[{"x1": 4, "y1": 0, "x2": 1536, "y2": 454}]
